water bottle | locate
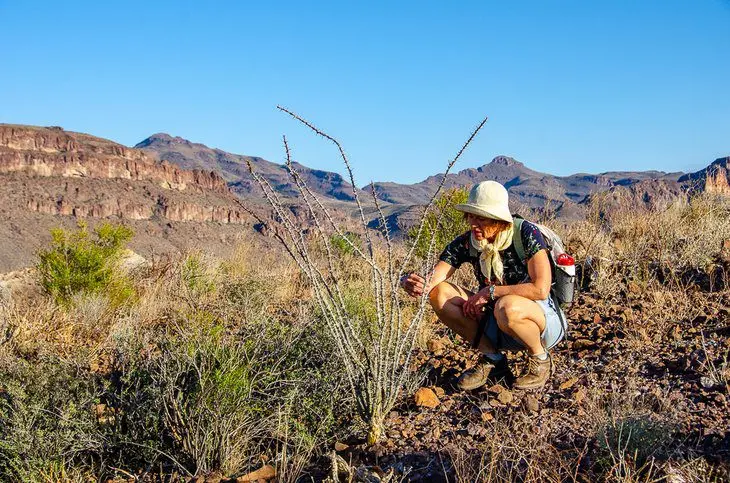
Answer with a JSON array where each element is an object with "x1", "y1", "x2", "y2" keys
[
  {"x1": 556, "y1": 253, "x2": 575, "y2": 276},
  {"x1": 554, "y1": 253, "x2": 576, "y2": 304}
]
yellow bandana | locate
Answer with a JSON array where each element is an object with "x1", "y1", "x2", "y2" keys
[{"x1": 470, "y1": 224, "x2": 514, "y2": 283}]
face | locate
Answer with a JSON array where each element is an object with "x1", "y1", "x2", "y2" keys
[{"x1": 466, "y1": 213, "x2": 503, "y2": 241}]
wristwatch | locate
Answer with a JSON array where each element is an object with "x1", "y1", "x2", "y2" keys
[{"x1": 489, "y1": 284, "x2": 496, "y2": 301}]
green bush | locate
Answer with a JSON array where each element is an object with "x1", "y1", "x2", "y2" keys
[
  {"x1": 330, "y1": 232, "x2": 362, "y2": 257},
  {"x1": 37, "y1": 221, "x2": 135, "y2": 304},
  {"x1": 0, "y1": 355, "x2": 103, "y2": 481},
  {"x1": 408, "y1": 187, "x2": 469, "y2": 260},
  {"x1": 105, "y1": 309, "x2": 350, "y2": 477},
  {"x1": 596, "y1": 414, "x2": 675, "y2": 478},
  {"x1": 181, "y1": 252, "x2": 216, "y2": 296}
]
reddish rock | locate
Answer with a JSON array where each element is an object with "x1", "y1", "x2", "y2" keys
[
  {"x1": 427, "y1": 338, "x2": 444, "y2": 353},
  {"x1": 497, "y1": 389, "x2": 513, "y2": 405},
  {"x1": 415, "y1": 388, "x2": 440, "y2": 409},
  {"x1": 572, "y1": 339, "x2": 597, "y2": 350},
  {"x1": 559, "y1": 377, "x2": 579, "y2": 390},
  {"x1": 237, "y1": 464, "x2": 276, "y2": 482}
]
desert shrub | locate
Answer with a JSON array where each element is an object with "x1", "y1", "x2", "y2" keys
[
  {"x1": 0, "y1": 354, "x2": 103, "y2": 481},
  {"x1": 105, "y1": 305, "x2": 349, "y2": 477},
  {"x1": 244, "y1": 109, "x2": 487, "y2": 444},
  {"x1": 565, "y1": 192, "x2": 730, "y2": 299},
  {"x1": 595, "y1": 414, "x2": 674, "y2": 479},
  {"x1": 181, "y1": 252, "x2": 216, "y2": 296},
  {"x1": 37, "y1": 221, "x2": 135, "y2": 305},
  {"x1": 330, "y1": 232, "x2": 362, "y2": 257},
  {"x1": 408, "y1": 187, "x2": 469, "y2": 260}
]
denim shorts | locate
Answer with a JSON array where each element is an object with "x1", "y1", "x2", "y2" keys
[{"x1": 483, "y1": 296, "x2": 567, "y2": 351}]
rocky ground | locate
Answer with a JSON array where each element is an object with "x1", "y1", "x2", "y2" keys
[{"x1": 301, "y1": 289, "x2": 730, "y2": 482}]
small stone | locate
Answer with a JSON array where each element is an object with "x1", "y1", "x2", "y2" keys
[
  {"x1": 237, "y1": 464, "x2": 276, "y2": 482},
  {"x1": 572, "y1": 339, "x2": 596, "y2": 350},
  {"x1": 467, "y1": 423, "x2": 484, "y2": 437},
  {"x1": 354, "y1": 466, "x2": 383, "y2": 483},
  {"x1": 488, "y1": 384, "x2": 506, "y2": 394},
  {"x1": 524, "y1": 395, "x2": 539, "y2": 413},
  {"x1": 497, "y1": 390, "x2": 513, "y2": 405},
  {"x1": 559, "y1": 377, "x2": 579, "y2": 391},
  {"x1": 415, "y1": 387, "x2": 440, "y2": 408},
  {"x1": 700, "y1": 376, "x2": 717, "y2": 389},
  {"x1": 427, "y1": 338, "x2": 444, "y2": 353},
  {"x1": 335, "y1": 441, "x2": 349, "y2": 452}
]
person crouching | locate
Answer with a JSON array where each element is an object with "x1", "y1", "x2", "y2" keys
[{"x1": 401, "y1": 180, "x2": 566, "y2": 391}]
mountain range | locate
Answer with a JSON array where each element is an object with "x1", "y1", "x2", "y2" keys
[
  {"x1": 1, "y1": 122, "x2": 728, "y2": 272},
  {"x1": 136, "y1": 132, "x2": 729, "y2": 223}
]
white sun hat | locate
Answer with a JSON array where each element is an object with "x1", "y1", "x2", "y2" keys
[{"x1": 455, "y1": 180, "x2": 513, "y2": 223}]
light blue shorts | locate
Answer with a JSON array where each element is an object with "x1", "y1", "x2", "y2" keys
[{"x1": 483, "y1": 296, "x2": 567, "y2": 352}]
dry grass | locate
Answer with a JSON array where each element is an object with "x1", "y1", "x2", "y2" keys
[{"x1": 1, "y1": 192, "x2": 729, "y2": 481}]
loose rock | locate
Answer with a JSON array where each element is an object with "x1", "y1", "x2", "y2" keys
[
  {"x1": 524, "y1": 395, "x2": 539, "y2": 413},
  {"x1": 559, "y1": 377, "x2": 579, "y2": 390},
  {"x1": 237, "y1": 464, "x2": 276, "y2": 482},
  {"x1": 415, "y1": 388, "x2": 440, "y2": 408},
  {"x1": 497, "y1": 390, "x2": 513, "y2": 404}
]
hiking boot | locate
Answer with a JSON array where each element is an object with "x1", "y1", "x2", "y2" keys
[
  {"x1": 514, "y1": 355, "x2": 551, "y2": 390},
  {"x1": 457, "y1": 355, "x2": 509, "y2": 391}
]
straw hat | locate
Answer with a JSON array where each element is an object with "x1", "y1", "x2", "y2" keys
[{"x1": 455, "y1": 181, "x2": 513, "y2": 223}]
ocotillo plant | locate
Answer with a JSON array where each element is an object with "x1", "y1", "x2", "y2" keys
[{"x1": 239, "y1": 107, "x2": 487, "y2": 444}]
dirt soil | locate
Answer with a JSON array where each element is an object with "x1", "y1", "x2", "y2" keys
[{"x1": 318, "y1": 291, "x2": 730, "y2": 481}]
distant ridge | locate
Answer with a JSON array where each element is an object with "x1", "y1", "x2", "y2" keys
[
  {"x1": 136, "y1": 133, "x2": 367, "y2": 203},
  {"x1": 137, "y1": 132, "x2": 730, "y2": 226},
  {"x1": 370, "y1": 155, "x2": 684, "y2": 209}
]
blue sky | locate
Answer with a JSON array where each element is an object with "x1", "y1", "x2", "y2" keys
[{"x1": 1, "y1": 1, "x2": 728, "y2": 184}]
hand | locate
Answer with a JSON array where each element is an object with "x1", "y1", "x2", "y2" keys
[
  {"x1": 461, "y1": 287, "x2": 491, "y2": 320},
  {"x1": 401, "y1": 273, "x2": 428, "y2": 298}
]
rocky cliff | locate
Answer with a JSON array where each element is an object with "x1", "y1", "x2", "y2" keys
[
  {"x1": 1, "y1": 125, "x2": 230, "y2": 194},
  {"x1": 0, "y1": 124, "x2": 255, "y2": 271},
  {"x1": 0, "y1": 124, "x2": 246, "y2": 224},
  {"x1": 679, "y1": 157, "x2": 730, "y2": 195}
]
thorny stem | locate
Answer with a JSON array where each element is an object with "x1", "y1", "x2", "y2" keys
[
  {"x1": 240, "y1": 108, "x2": 487, "y2": 443},
  {"x1": 277, "y1": 105, "x2": 375, "y2": 261}
]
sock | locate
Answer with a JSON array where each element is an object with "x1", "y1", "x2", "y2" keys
[
  {"x1": 533, "y1": 352, "x2": 549, "y2": 361},
  {"x1": 483, "y1": 352, "x2": 505, "y2": 362}
]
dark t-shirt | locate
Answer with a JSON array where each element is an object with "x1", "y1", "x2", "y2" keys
[{"x1": 438, "y1": 220, "x2": 548, "y2": 289}]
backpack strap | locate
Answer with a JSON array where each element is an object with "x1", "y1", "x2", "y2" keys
[{"x1": 512, "y1": 217, "x2": 527, "y2": 263}]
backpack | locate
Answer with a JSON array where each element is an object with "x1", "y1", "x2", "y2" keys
[{"x1": 512, "y1": 216, "x2": 575, "y2": 307}]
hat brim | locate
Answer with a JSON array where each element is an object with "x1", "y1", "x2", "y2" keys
[{"x1": 455, "y1": 203, "x2": 513, "y2": 223}]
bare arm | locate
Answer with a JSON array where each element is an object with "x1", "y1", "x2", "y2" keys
[
  {"x1": 493, "y1": 249, "x2": 552, "y2": 300},
  {"x1": 462, "y1": 249, "x2": 552, "y2": 319},
  {"x1": 401, "y1": 261, "x2": 456, "y2": 298}
]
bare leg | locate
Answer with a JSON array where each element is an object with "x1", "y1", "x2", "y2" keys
[
  {"x1": 428, "y1": 282, "x2": 497, "y2": 353},
  {"x1": 493, "y1": 294, "x2": 547, "y2": 355}
]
